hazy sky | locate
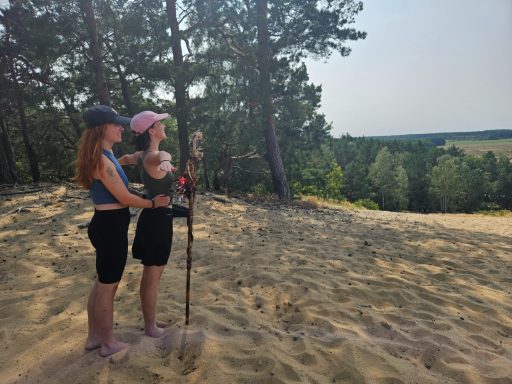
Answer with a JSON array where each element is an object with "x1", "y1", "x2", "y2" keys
[{"x1": 305, "y1": 0, "x2": 512, "y2": 137}]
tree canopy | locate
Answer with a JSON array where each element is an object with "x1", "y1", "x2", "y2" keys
[{"x1": 1, "y1": 0, "x2": 511, "y2": 214}]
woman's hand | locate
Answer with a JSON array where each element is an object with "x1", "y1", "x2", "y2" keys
[
  {"x1": 152, "y1": 194, "x2": 171, "y2": 208},
  {"x1": 158, "y1": 160, "x2": 177, "y2": 173}
]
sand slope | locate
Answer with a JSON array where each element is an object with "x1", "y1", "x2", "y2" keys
[{"x1": 0, "y1": 184, "x2": 511, "y2": 384}]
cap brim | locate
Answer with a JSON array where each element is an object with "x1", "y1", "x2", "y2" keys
[
  {"x1": 112, "y1": 116, "x2": 132, "y2": 126},
  {"x1": 155, "y1": 113, "x2": 169, "y2": 121}
]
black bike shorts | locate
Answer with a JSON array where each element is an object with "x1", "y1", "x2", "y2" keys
[
  {"x1": 132, "y1": 207, "x2": 173, "y2": 267},
  {"x1": 87, "y1": 208, "x2": 130, "y2": 284}
]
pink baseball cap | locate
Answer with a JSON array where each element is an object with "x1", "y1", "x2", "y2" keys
[{"x1": 130, "y1": 111, "x2": 169, "y2": 134}]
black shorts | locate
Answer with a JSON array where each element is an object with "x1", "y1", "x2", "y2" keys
[
  {"x1": 87, "y1": 208, "x2": 130, "y2": 284},
  {"x1": 132, "y1": 207, "x2": 173, "y2": 266}
]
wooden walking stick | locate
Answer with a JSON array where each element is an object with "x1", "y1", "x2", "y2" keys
[{"x1": 177, "y1": 131, "x2": 203, "y2": 325}]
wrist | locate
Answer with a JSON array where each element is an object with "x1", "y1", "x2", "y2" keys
[{"x1": 151, "y1": 199, "x2": 155, "y2": 209}]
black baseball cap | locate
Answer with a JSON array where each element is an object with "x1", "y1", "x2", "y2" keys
[{"x1": 83, "y1": 105, "x2": 131, "y2": 128}]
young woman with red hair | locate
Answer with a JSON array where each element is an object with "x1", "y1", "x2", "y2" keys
[{"x1": 76, "y1": 105, "x2": 170, "y2": 357}]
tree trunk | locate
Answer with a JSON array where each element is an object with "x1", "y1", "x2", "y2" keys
[
  {"x1": 201, "y1": 151, "x2": 211, "y2": 190},
  {"x1": 213, "y1": 171, "x2": 220, "y2": 191},
  {"x1": 103, "y1": 0, "x2": 136, "y2": 116},
  {"x1": 114, "y1": 59, "x2": 135, "y2": 115},
  {"x1": 13, "y1": 84, "x2": 40, "y2": 182},
  {"x1": 441, "y1": 196, "x2": 448, "y2": 213},
  {"x1": 0, "y1": 110, "x2": 19, "y2": 184},
  {"x1": 0, "y1": 54, "x2": 19, "y2": 184},
  {"x1": 166, "y1": 0, "x2": 190, "y2": 174},
  {"x1": 55, "y1": 91, "x2": 82, "y2": 139},
  {"x1": 255, "y1": 0, "x2": 291, "y2": 200},
  {"x1": 79, "y1": 0, "x2": 111, "y2": 105}
]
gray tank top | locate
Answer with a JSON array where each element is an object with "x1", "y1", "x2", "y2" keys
[{"x1": 137, "y1": 155, "x2": 175, "y2": 200}]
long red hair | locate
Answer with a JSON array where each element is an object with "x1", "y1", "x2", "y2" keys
[{"x1": 75, "y1": 125, "x2": 108, "y2": 189}]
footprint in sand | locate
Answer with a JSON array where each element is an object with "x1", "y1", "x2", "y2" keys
[{"x1": 157, "y1": 328, "x2": 206, "y2": 375}]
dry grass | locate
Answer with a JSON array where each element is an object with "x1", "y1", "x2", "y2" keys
[
  {"x1": 294, "y1": 195, "x2": 367, "y2": 211},
  {"x1": 477, "y1": 209, "x2": 512, "y2": 217},
  {"x1": 443, "y1": 139, "x2": 512, "y2": 158},
  {"x1": 241, "y1": 193, "x2": 366, "y2": 211}
]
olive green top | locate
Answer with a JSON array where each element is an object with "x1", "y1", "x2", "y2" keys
[{"x1": 137, "y1": 155, "x2": 175, "y2": 200}]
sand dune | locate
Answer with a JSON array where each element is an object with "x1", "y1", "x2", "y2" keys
[{"x1": 0, "y1": 184, "x2": 511, "y2": 383}]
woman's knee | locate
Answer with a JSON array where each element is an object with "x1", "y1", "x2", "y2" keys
[
  {"x1": 142, "y1": 265, "x2": 165, "y2": 282},
  {"x1": 96, "y1": 281, "x2": 120, "y2": 295}
]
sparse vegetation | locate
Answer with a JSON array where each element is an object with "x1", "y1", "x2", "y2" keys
[{"x1": 443, "y1": 139, "x2": 512, "y2": 158}]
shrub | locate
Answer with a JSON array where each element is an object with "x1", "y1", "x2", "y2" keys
[{"x1": 354, "y1": 198, "x2": 379, "y2": 210}]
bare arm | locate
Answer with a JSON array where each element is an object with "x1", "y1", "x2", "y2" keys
[
  {"x1": 99, "y1": 155, "x2": 169, "y2": 208},
  {"x1": 145, "y1": 150, "x2": 176, "y2": 173},
  {"x1": 144, "y1": 150, "x2": 171, "y2": 165},
  {"x1": 118, "y1": 151, "x2": 142, "y2": 166}
]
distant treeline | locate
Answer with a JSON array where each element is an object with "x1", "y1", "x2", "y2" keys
[
  {"x1": 320, "y1": 136, "x2": 512, "y2": 213},
  {"x1": 369, "y1": 129, "x2": 512, "y2": 146}
]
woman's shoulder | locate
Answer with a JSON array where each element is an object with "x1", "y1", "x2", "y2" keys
[{"x1": 99, "y1": 152, "x2": 122, "y2": 171}]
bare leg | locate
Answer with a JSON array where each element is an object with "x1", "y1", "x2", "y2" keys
[
  {"x1": 85, "y1": 283, "x2": 101, "y2": 350},
  {"x1": 95, "y1": 281, "x2": 129, "y2": 356},
  {"x1": 140, "y1": 265, "x2": 165, "y2": 338}
]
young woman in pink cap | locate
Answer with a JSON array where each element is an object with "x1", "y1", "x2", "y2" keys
[
  {"x1": 118, "y1": 111, "x2": 177, "y2": 337},
  {"x1": 76, "y1": 105, "x2": 171, "y2": 356}
]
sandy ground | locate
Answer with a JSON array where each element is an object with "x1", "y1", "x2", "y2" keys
[{"x1": 0, "y1": 184, "x2": 511, "y2": 384}]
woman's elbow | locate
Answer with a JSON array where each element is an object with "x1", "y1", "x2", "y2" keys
[{"x1": 116, "y1": 194, "x2": 132, "y2": 205}]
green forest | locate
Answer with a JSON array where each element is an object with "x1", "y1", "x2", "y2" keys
[
  {"x1": 370, "y1": 129, "x2": 512, "y2": 144},
  {"x1": 1, "y1": 0, "x2": 511, "y2": 213}
]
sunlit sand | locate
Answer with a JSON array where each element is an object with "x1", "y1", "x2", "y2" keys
[{"x1": 1, "y1": 185, "x2": 511, "y2": 383}]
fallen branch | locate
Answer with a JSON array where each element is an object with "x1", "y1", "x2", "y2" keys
[
  {"x1": 4, "y1": 206, "x2": 39, "y2": 215},
  {"x1": 212, "y1": 196, "x2": 231, "y2": 204},
  {"x1": 58, "y1": 196, "x2": 88, "y2": 202},
  {"x1": 0, "y1": 189, "x2": 44, "y2": 196}
]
